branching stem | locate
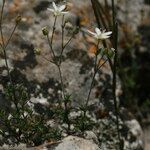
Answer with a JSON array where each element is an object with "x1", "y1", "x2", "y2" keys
[{"x1": 0, "y1": 0, "x2": 20, "y2": 113}]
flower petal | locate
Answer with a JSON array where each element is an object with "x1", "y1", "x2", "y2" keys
[
  {"x1": 61, "y1": 11, "x2": 68, "y2": 14},
  {"x1": 47, "y1": 8, "x2": 54, "y2": 12},
  {"x1": 52, "y1": 2, "x2": 57, "y2": 10},
  {"x1": 101, "y1": 35, "x2": 110, "y2": 39},
  {"x1": 94, "y1": 35, "x2": 99, "y2": 39},
  {"x1": 111, "y1": 48, "x2": 115, "y2": 51},
  {"x1": 59, "y1": 5, "x2": 66, "y2": 11},
  {"x1": 95, "y1": 27, "x2": 101, "y2": 35},
  {"x1": 87, "y1": 30, "x2": 96, "y2": 36},
  {"x1": 103, "y1": 31, "x2": 112, "y2": 36}
]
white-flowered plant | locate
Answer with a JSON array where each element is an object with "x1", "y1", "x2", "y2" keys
[
  {"x1": 87, "y1": 27, "x2": 112, "y2": 40},
  {"x1": 47, "y1": 2, "x2": 68, "y2": 16}
]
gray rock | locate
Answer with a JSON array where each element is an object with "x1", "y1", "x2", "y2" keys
[
  {"x1": 38, "y1": 136, "x2": 100, "y2": 150},
  {"x1": 117, "y1": 0, "x2": 144, "y2": 31},
  {"x1": 84, "y1": 131, "x2": 99, "y2": 144},
  {"x1": 124, "y1": 119, "x2": 144, "y2": 150},
  {"x1": 0, "y1": 143, "x2": 28, "y2": 150}
]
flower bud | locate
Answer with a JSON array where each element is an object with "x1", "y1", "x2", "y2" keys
[
  {"x1": 34, "y1": 48, "x2": 41, "y2": 55},
  {"x1": 15, "y1": 15, "x2": 22, "y2": 24},
  {"x1": 107, "y1": 48, "x2": 115, "y2": 58},
  {"x1": 42, "y1": 26, "x2": 49, "y2": 36}
]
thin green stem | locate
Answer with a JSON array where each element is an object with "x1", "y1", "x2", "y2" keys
[
  {"x1": 98, "y1": 58, "x2": 108, "y2": 70},
  {"x1": 112, "y1": 0, "x2": 122, "y2": 149},
  {"x1": 46, "y1": 16, "x2": 66, "y2": 100},
  {"x1": 0, "y1": 0, "x2": 20, "y2": 114},
  {"x1": 59, "y1": 16, "x2": 75, "y2": 65},
  {"x1": 85, "y1": 57, "x2": 108, "y2": 110},
  {"x1": 5, "y1": 23, "x2": 18, "y2": 49},
  {"x1": 85, "y1": 69, "x2": 96, "y2": 108},
  {"x1": 97, "y1": 51, "x2": 105, "y2": 68},
  {"x1": 113, "y1": 23, "x2": 122, "y2": 150},
  {"x1": 0, "y1": 0, "x2": 5, "y2": 47},
  {"x1": 47, "y1": 16, "x2": 57, "y2": 58},
  {"x1": 84, "y1": 41, "x2": 99, "y2": 110},
  {"x1": 1, "y1": 22, "x2": 19, "y2": 85},
  {"x1": 63, "y1": 33, "x2": 74, "y2": 50},
  {"x1": 2, "y1": 23, "x2": 18, "y2": 82},
  {"x1": 102, "y1": 41, "x2": 113, "y2": 71},
  {"x1": 50, "y1": 16, "x2": 57, "y2": 49},
  {"x1": 0, "y1": 0, "x2": 12, "y2": 84},
  {"x1": 47, "y1": 34, "x2": 55, "y2": 58},
  {"x1": 112, "y1": 0, "x2": 115, "y2": 26},
  {"x1": 3, "y1": 46, "x2": 12, "y2": 83},
  {"x1": 59, "y1": 15, "x2": 65, "y2": 64},
  {"x1": 90, "y1": 0, "x2": 113, "y2": 72},
  {"x1": 41, "y1": 54, "x2": 54, "y2": 64},
  {"x1": 61, "y1": 15, "x2": 65, "y2": 49},
  {"x1": 57, "y1": 64, "x2": 65, "y2": 100}
]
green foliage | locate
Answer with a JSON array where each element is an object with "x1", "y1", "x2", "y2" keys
[
  {"x1": 62, "y1": 94, "x2": 72, "y2": 129},
  {"x1": 74, "y1": 113, "x2": 95, "y2": 132},
  {"x1": 0, "y1": 84, "x2": 61, "y2": 146}
]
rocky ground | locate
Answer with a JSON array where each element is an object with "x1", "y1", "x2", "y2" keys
[{"x1": 0, "y1": 0, "x2": 149, "y2": 149}]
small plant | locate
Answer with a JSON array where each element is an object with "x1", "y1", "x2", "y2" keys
[
  {"x1": 83, "y1": 28, "x2": 113, "y2": 114},
  {"x1": 91, "y1": 0, "x2": 123, "y2": 149},
  {"x1": 0, "y1": 84, "x2": 61, "y2": 145},
  {"x1": 0, "y1": 0, "x2": 127, "y2": 149},
  {"x1": 39, "y1": 1, "x2": 115, "y2": 135},
  {"x1": 0, "y1": 0, "x2": 61, "y2": 146}
]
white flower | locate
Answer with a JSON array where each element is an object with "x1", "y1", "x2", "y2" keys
[
  {"x1": 88, "y1": 27, "x2": 112, "y2": 40},
  {"x1": 47, "y1": 2, "x2": 68, "y2": 16},
  {"x1": 111, "y1": 48, "x2": 115, "y2": 52}
]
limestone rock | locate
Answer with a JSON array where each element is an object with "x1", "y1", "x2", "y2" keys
[
  {"x1": 37, "y1": 136, "x2": 100, "y2": 150},
  {"x1": 124, "y1": 119, "x2": 144, "y2": 150}
]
